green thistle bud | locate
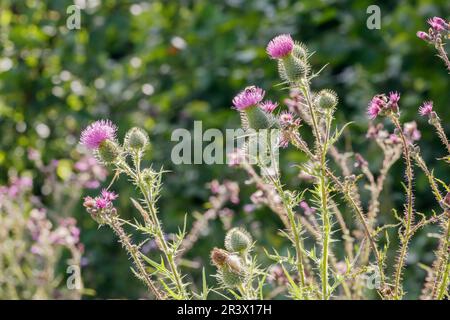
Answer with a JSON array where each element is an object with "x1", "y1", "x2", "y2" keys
[
  {"x1": 244, "y1": 106, "x2": 271, "y2": 130},
  {"x1": 225, "y1": 228, "x2": 252, "y2": 252},
  {"x1": 221, "y1": 268, "x2": 244, "y2": 288},
  {"x1": 292, "y1": 42, "x2": 308, "y2": 60},
  {"x1": 97, "y1": 140, "x2": 121, "y2": 164},
  {"x1": 124, "y1": 127, "x2": 149, "y2": 151},
  {"x1": 278, "y1": 55, "x2": 309, "y2": 83},
  {"x1": 315, "y1": 89, "x2": 338, "y2": 109}
]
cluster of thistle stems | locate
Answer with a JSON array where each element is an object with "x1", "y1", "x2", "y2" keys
[
  {"x1": 235, "y1": 37, "x2": 449, "y2": 300},
  {"x1": 82, "y1": 32, "x2": 450, "y2": 300}
]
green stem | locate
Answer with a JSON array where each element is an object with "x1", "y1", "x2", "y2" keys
[
  {"x1": 436, "y1": 217, "x2": 450, "y2": 299},
  {"x1": 390, "y1": 116, "x2": 414, "y2": 300},
  {"x1": 301, "y1": 83, "x2": 331, "y2": 299}
]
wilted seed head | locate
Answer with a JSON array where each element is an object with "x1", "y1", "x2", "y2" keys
[
  {"x1": 225, "y1": 228, "x2": 252, "y2": 252},
  {"x1": 124, "y1": 127, "x2": 149, "y2": 151},
  {"x1": 278, "y1": 55, "x2": 309, "y2": 83},
  {"x1": 220, "y1": 268, "x2": 244, "y2": 288},
  {"x1": 316, "y1": 89, "x2": 338, "y2": 109},
  {"x1": 211, "y1": 248, "x2": 229, "y2": 268},
  {"x1": 97, "y1": 139, "x2": 121, "y2": 164}
]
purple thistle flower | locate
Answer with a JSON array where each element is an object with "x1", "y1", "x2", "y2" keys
[
  {"x1": 266, "y1": 34, "x2": 294, "y2": 59},
  {"x1": 428, "y1": 17, "x2": 447, "y2": 31},
  {"x1": 80, "y1": 120, "x2": 117, "y2": 150},
  {"x1": 389, "y1": 91, "x2": 400, "y2": 105},
  {"x1": 95, "y1": 197, "x2": 108, "y2": 209},
  {"x1": 101, "y1": 189, "x2": 118, "y2": 202},
  {"x1": 260, "y1": 100, "x2": 278, "y2": 113},
  {"x1": 367, "y1": 96, "x2": 384, "y2": 120},
  {"x1": 232, "y1": 86, "x2": 265, "y2": 110},
  {"x1": 279, "y1": 111, "x2": 293, "y2": 126},
  {"x1": 419, "y1": 101, "x2": 433, "y2": 117}
]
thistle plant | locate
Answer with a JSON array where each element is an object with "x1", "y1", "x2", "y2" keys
[
  {"x1": 76, "y1": 16, "x2": 450, "y2": 300},
  {"x1": 211, "y1": 228, "x2": 264, "y2": 299},
  {"x1": 417, "y1": 16, "x2": 450, "y2": 71},
  {"x1": 0, "y1": 177, "x2": 83, "y2": 299},
  {"x1": 81, "y1": 121, "x2": 188, "y2": 299}
]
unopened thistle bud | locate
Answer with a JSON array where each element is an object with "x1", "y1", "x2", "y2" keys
[
  {"x1": 292, "y1": 42, "x2": 308, "y2": 60},
  {"x1": 221, "y1": 268, "x2": 244, "y2": 288},
  {"x1": 315, "y1": 89, "x2": 338, "y2": 109},
  {"x1": 225, "y1": 228, "x2": 252, "y2": 252},
  {"x1": 124, "y1": 127, "x2": 149, "y2": 151},
  {"x1": 278, "y1": 55, "x2": 309, "y2": 83},
  {"x1": 97, "y1": 139, "x2": 121, "y2": 164}
]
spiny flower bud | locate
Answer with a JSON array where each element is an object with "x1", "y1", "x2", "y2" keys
[
  {"x1": 244, "y1": 103, "x2": 271, "y2": 130},
  {"x1": 278, "y1": 55, "x2": 309, "y2": 83},
  {"x1": 124, "y1": 127, "x2": 149, "y2": 151},
  {"x1": 292, "y1": 42, "x2": 308, "y2": 60},
  {"x1": 225, "y1": 228, "x2": 252, "y2": 252},
  {"x1": 315, "y1": 89, "x2": 338, "y2": 109},
  {"x1": 221, "y1": 268, "x2": 244, "y2": 288},
  {"x1": 97, "y1": 140, "x2": 121, "y2": 164}
]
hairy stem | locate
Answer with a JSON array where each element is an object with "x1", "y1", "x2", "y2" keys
[
  {"x1": 390, "y1": 115, "x2": 415, "y2": 300},
  {"x1": 108, "y1": 217, "x2": 163, "y2": 299}
]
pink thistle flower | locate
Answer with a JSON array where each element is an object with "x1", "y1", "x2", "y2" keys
[
  {"x1": 389, "y1": 91, "x2": 400, "y2": 106},
  {"x1": 416, "y1": 31, "x2": 431, "y2": 41},
  {"x1": 266, "y1": 34, "x2": 294, "y2": 59},
  {"x1": 80, "y1": 120, "x2": 117, "y2": 150},
  {"x1": 279, "y1": 111, "x2": 293, "y2": 126},
  {"x1": 419, "y1": 101, "x2": 433, "y2": 117},
  {"x1": 101, "y1": 189, "x2": 118, "y2": 202},
  {"x1": 95, "y1": 197, "x2": 108, "y2": 209},
  {"x1": 232, "y1": 86, "x2": 265, "y2": 111},
  {"x1": 367, "y1": 96, "x2": 384, "y2": 120},
  {"x1": 260, "y1": 100, "x2": 278, "y2": 113},
  {"x1": 428, "y1": 17, "x2": 447, "y2": 31}
]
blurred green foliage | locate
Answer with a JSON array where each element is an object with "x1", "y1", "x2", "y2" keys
[{"x1": 0, "y1": 0, "x2": 449, "y2": 298}]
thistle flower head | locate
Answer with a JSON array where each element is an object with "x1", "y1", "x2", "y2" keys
[
  {"x1": 427, "y1": 16, "x2": 447, "y2": 31},
  {"x1": 95, "y1": 197, "x2": 108, "y2": 209},
  {"x1": 101, "y1": 189, "x2": 118, "y2": 202},
  {"x1": 279, "y1": 111, "x2": 294, "y2": 126},
  {"x1": 80, "y1": 120, "x2": 117, "y2": 150},
  {"x1": 419, "y1": 101, "x2": 433, "y2": 117},
  {"x1": 266, "y1": 34, "x2": 294, "y2": 59},
  {"x1": 389, "y1": 91, "x2": 400, "y2": 106},
  {"x1": 367, "y1": 96, "x2": 383, "y2": 120},
  {"x1": 416, "y1": 31, "x2": 431, "y2": 41},
  {"x1": 232, "y1": 86, "x2": 265, "y2": 111},
  {"x1": 260, "y1": 100, "x2": 278, "y2": 113}
]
